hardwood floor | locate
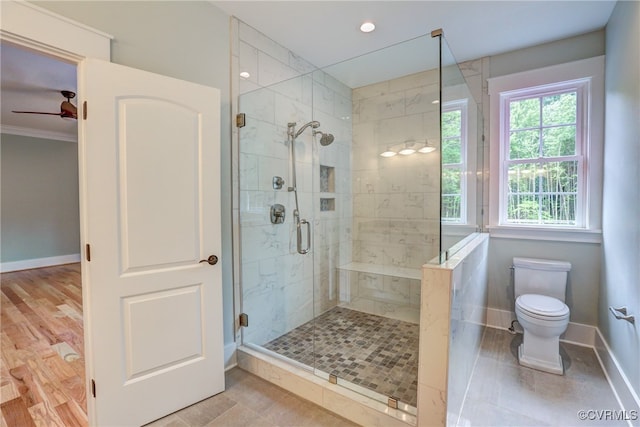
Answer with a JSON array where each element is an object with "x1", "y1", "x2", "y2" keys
[{"x1": 1, "y1": 263, "x2": 86, "y2": 427}]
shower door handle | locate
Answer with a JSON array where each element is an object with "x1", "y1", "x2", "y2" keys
[{"x1": 297, "y1": 219, "x2": 311, "y2": 255}]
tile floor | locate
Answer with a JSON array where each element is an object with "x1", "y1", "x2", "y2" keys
[
  {"x1": 148, "y1": 327, "x2": 627, "y2": 427},
  {"x1": 457, "y1": 328, "x2": 627, "y2": 427},
  {"x1": 263, "y1": 307, "x2": 419, "y2": 407},
  {"x1": 146, "y1": 367, "x2": 358, "y2": 427}
]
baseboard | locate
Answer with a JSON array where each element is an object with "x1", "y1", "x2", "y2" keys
[
  {"x1": 1, "y1": 254, "x2": 81, "y2": 273},
  {"x1": 486, "y1": 307, "x2": 596, "y2": 346},
  {"x1": 594, "y1": 329, "x2": 640, "y2": 425}
]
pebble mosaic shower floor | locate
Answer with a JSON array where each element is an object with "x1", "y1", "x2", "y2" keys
[{"x1": 264, "y1": 306, "x2": 419, "y2": 407}]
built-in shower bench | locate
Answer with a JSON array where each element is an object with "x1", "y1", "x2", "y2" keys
[
  {"x1": 336, "y1": 262, "x2": 421, "y2": 324},
  {"x1": 337, "y1": 262, "x2": 421, "y2": 280}
]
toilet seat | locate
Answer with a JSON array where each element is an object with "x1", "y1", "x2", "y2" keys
[{"x1": 516, "y1": 294, "x2": 570, "y2": 319}]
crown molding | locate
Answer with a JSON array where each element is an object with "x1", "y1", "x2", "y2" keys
[{"x1": 1, "y1": 124, "x2": 77, "y2": 142}]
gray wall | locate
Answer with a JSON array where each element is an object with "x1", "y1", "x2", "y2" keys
[
  {"x1": 1, "y1": 133, "x2": 80, "y2": 262},
  {"x1": 32, "y1": 1, "x2": 235, "y2": 345},
  {"x1": 601, "y1": 0, "x2": 640, "y2": 398},
  {"x1": 488, "y1": 29, "x2": 605, "y2": 78},
  {"x1": 488, "y1": 239, "x2": 601, "y2": 325},
  {"x1": 486, "y1": 30, "x2": 605, "y2": 325}
]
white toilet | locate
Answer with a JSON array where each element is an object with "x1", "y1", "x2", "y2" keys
[{"x1": 513, "y1": 257, "x2": 571, "y2": 375}]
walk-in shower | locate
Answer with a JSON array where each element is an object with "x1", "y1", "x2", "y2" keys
[{"x1": 234, "y1": 25, "x2": 483, "y2": 421}]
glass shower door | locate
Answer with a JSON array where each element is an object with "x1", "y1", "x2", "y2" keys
[{"x1": 237, "y1": 74, "x2": 317, "y2": 365}]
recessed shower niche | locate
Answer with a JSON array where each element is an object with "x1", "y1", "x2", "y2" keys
[
  {"x1": 320, "y1": 165, "x2": 335, "y2": 192},
  {"x1": 320, "y1": 165, "x2": 335, "y2": 212}
]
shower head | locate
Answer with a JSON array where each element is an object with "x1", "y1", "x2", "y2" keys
[
  {"x1": 314, "y1": 131, "x2": 335, "y2": 146},
  {"x1": 292, "y1": 120, "x2": 321, "y2": 139}
]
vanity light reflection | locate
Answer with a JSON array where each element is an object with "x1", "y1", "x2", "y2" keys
[
  {"x1": 380, "y1": 148, "x2": 397, "y2": 158},
  {"x1": 380, "y1": 140, "x2": 436, "y2": 157}
]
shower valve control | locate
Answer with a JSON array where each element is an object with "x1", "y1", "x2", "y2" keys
[
  {"x1": 270, "y1": 204, "x2": 286, "y2": 224},
  {"x1": 272, "y1": 176, "x2": 285, "y2": 190}
]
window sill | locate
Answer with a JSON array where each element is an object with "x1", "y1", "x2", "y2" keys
[{"x1": 487, "y1": 225, "x2": 602, "y2": 243}]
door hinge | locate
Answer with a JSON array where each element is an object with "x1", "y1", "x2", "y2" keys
[
  {"x1": 236, "y1": 113, "x2": 246, "y2": 128},
  {"x1": 91, "y1": 379, "x2": 96, "y2": 398},
  {"x1": 85, "y1": 244, "x2": 91, "y2": 262},
  {"x1": 239, "y1": 313, "x2": 249, "y2": 327},
  {"x1": 83, "y1": 101, "x2": 87, "y2": 120}
]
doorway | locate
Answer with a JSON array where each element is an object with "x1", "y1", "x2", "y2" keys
[
  {"x1": 2, "y1": 5, "x2": 225, "y2": 425},
  {"x1": 0, "y1": 40, "x2": 86, "y2": 425}
]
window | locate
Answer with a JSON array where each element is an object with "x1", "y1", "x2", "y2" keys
[
  {"x1": 441, "y1": 102, "x2": 466, "y2": 223},
  {"x1": 503, "y1": 83, "x2": 585, "y2": 226},
  {"x1": 488, "y1": 56, "x2": 604, "y2": 242}
]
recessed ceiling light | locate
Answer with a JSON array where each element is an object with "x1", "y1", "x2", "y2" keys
[
  {"x1": 239, "y1": 71, "x2": 250, "y2": 79},
  {"x1": 360, "y1": 22, "x2": 375, "y2": 33}
]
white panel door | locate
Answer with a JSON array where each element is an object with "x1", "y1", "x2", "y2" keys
[{"x1": 79, "y1": 58, "x2": 223, "y2": 426}]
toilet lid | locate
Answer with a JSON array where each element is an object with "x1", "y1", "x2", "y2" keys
[{"x1": 517, "y1": 294, "x2": 569, "y2": 317}]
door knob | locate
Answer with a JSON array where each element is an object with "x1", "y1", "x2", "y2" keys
[{"x1": 199, "y1": 255, "x2": 219, "y2": 265}]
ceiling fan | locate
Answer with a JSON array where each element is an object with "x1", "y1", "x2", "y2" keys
[{"x1": 12, "y1": 90, "x2": 77, "y2": 120}]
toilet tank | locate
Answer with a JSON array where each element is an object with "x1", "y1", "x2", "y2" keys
[{"x1": 513, "y1": 257, "x2": 571, "y2": 301}]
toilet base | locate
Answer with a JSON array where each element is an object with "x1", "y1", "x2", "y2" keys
[{"x1": 518, "y1": 343, "x2": 564, "y2": 375}]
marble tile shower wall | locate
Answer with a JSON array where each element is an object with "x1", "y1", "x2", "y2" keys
[
  {"x1": 232, "y1": 19, "x2": 352, "y2": 346},
  {"x1": 351, "y1": 70, "x2": 441, "y2": 270},
  {"x1": 418, "y1": 234, "x2": 489, "y2": 426}
]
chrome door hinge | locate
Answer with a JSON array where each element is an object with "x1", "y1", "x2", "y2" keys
[
  {"x1": 236, "y1": 113, "x2": 246, "y2": 128},
  {"x1": 85, "y1": 244, "x2": 91, "y2": 262},
  {"x1": 83, "y1": 101, "x2": 87, "y2": 120},
  {"x1": 239, "y1": 313, "x2": 249, "y2": 327},
  {"x1": 91, "y1": 379, "x2": 96, "y2": 397}
]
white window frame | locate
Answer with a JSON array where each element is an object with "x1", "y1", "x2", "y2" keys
[
  {"x1": 501, "y1": 81, "x2": 587, "y2": 227},
  {"x1": 488, "y1": 56, "x2": 604, "y2": 243}
]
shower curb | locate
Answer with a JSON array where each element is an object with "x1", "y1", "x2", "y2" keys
[{"x1": 237, "y1": 346, "x2": 417, "y2": 427}]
